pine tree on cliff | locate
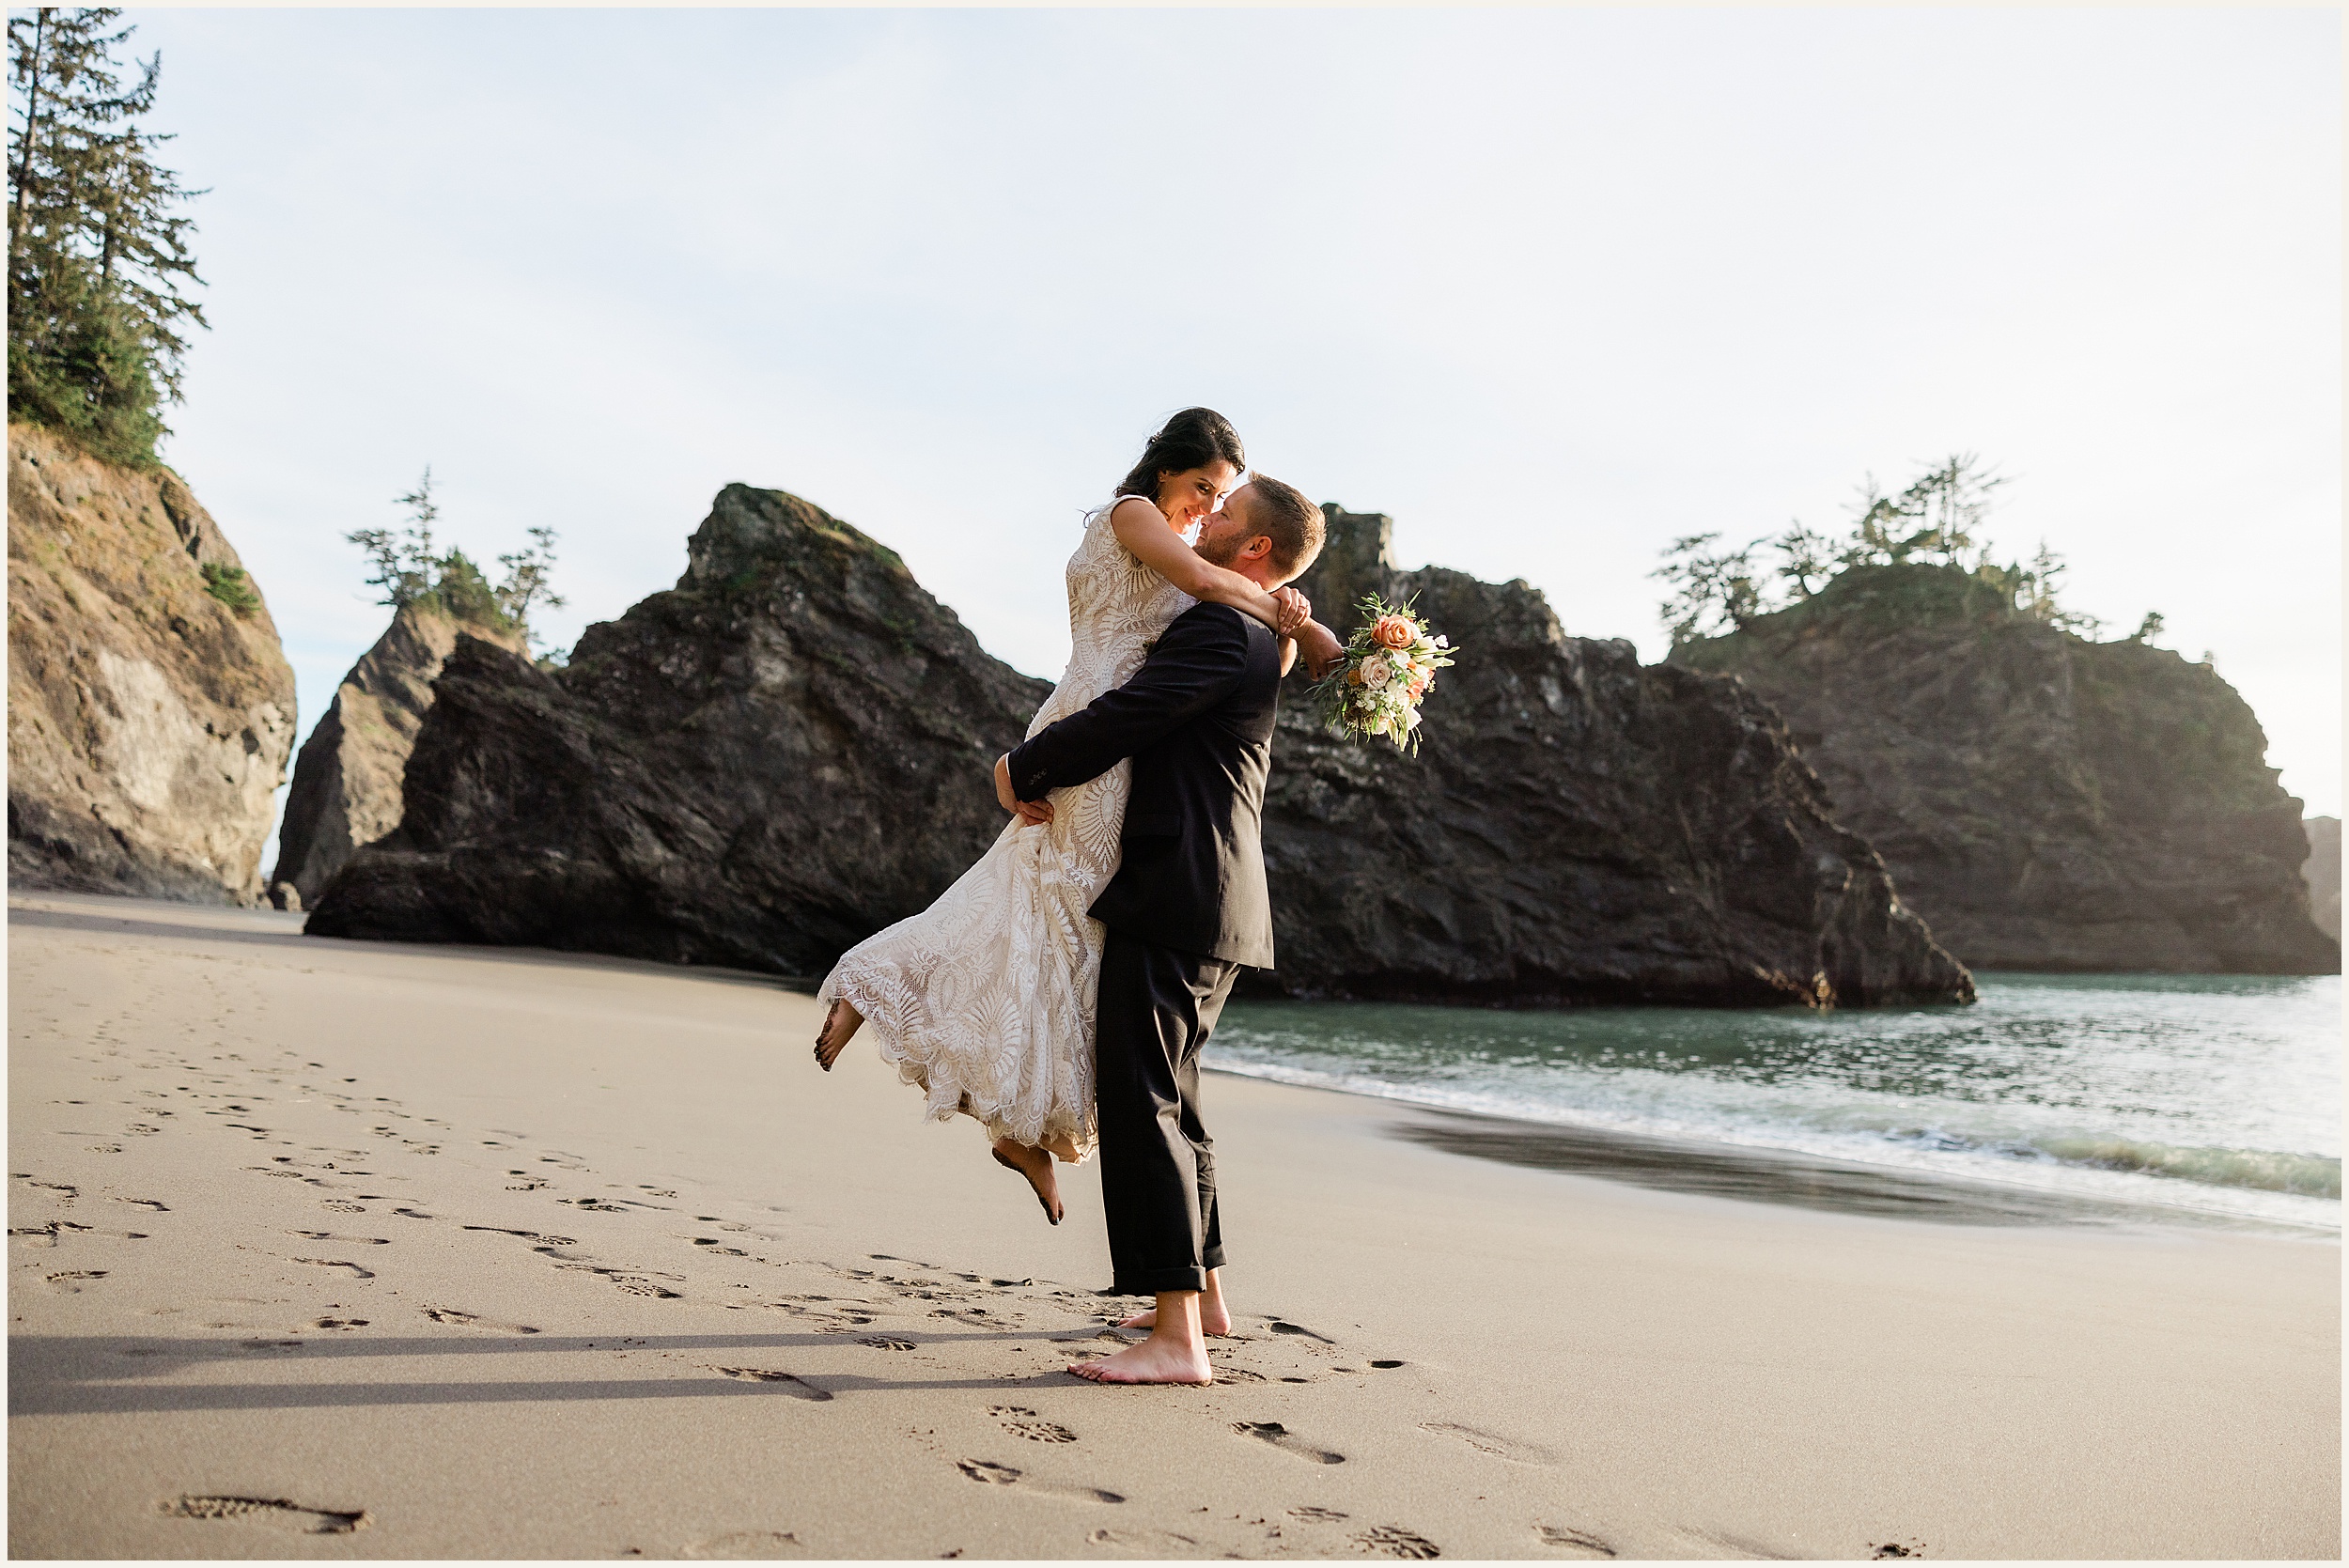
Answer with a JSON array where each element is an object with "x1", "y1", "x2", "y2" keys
[
  {"x1": 7, "y1": 7, "x2": 204, "y2": 467},
  {"x1": 347, "y1": 467, "x2": 568, "y2": 653}
]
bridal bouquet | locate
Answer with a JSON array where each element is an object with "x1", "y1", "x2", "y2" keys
[{"x1": 1313, "y1": 595, "x2": 1455, "y2": 754}]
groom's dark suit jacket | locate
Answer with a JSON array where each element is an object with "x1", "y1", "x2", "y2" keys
[{"x1": 1003, "y1": 601, "x2": 1281, "y2": 970}]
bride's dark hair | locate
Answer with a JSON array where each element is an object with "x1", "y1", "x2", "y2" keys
[{"x1": 1114, "y1": 408, "x2": 1246, "y2": 501}]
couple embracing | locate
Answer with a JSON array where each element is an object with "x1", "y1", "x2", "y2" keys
[{"x1": 810, "y1": 408, "x2": 1342, "y2": 1386}]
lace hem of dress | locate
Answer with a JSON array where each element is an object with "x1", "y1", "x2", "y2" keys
[{"x1": 822, "y1": 967, "x2": 1097, "y2": 1164}]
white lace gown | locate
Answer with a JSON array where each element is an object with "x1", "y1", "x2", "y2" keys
[{"x1": 816, "y1": 504, "x2": 1193, "y2": 1162}]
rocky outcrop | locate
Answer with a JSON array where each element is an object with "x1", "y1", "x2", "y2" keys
[
  {"x1": 306, "y1": 484, "x2": 1052, "y2": 971},
  {"x1": 271, "y1": 600, "x2": 529, "y2": 907},
  {"x1": 1673, "y1": 564, "x2": 2339, "y2": 974},
  {"x1": 312, "y1": 483, "x2": 1969, "y2": 1008},
  {"x1": 2306, "y1": 817, "x2": 2340, "y2": 942},
  {"x1": 1250, "y1": 510, "x2": 1972, "y2": 1005},
  {"x1": 7, "y1": 422, "x2": 296, "y2": 904}
]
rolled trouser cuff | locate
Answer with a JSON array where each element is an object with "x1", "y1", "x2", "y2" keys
[{"x1": 1114, "y1": 1265, "x2": 1208, "y2": 1296}]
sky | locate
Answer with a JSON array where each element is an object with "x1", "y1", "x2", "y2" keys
[{"x1": 115, "y1": 7, "x2": 2342, "y2": 836}]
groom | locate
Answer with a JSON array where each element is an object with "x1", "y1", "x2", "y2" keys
[{"x1": 993, "y1": 475, "x2": 1335, "y2": 1385}]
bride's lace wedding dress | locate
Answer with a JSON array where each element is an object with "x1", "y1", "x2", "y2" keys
[{"x1": 816, "y1": 504, "x2": 1193, "y2": 1162}]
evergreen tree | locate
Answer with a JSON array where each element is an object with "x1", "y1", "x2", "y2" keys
[
  {"x1": 347, "y1": 467, "x2": 442, "y2": 610},
  {"x1": 347, "y1": 466, "x2": 564, "y2": 649},
  {"x1": 8, "y1": 8, "x2": 204, "y2": 467},
  {"x1": 1653, "y1": 531, "x2": 1765, "y2": 644},
  {"x1": 494, "y1": 525, "x2": 565, "y2": 630},
  {"x1": 1770, "y1": 520, "x2": 1836, "y2": 598},
  {"x1": 1657, "y1": 456, "x2": 2119, "y2": 644}
]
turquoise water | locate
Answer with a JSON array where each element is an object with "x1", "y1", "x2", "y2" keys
[{"x1": 1211, "y1": 974, "x2": 2342, "y2": 1230}]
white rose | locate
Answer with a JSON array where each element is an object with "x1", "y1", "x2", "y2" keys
[{"x1": 1361, "y1": 657, "x2": 1392, "y2": 690}]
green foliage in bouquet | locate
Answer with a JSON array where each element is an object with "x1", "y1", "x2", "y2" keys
[{"x1": 1311, "y1": 593, "x2": 1455, "y2": 755}]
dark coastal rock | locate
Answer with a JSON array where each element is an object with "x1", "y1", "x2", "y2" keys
[
  {"x1": 313, "y1": 483, "x2": 1970, "y2": 1009},
  {"x1": 1252, "y1": 510, "x2": 1973, "y2": 1006},
  {"x1": 7, "y1": 421, "x2": 296, "y2": 904},
  {"x1": 272, "y1": 599, "x2": 530, "y2": 906},
  {"x1": 2304, "y1": 817, "x2": 2340, "y2": 942},
  {"x1": 1673, "y1": 564, "x2": 2339, "y2": 974},
  {"x1": 306, "y1": 484, "x2": 1051, "y2": 974}
]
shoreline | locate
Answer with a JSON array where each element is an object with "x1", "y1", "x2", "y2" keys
[
  {"x1": 10, "y1": 890, "x2": 2340, "y2": 1559},
  {"x1": 1206, "y1": 1060, "x2": 2344, "y2": 1239}
]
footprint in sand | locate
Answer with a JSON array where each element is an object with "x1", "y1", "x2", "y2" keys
[
  {"x1": 162, "y1": 1496, "x2": 367, "y2": 1535},
  {"x1": 1265, "y1": 1318, "x2": 1337, "y2": 1344},
  {"x1": 1290, "y1": 1507, "x2": 1349, "y2": 1523},
  {"x1": 705, "y1": 1367, "x2": 832, "y2": 1402},
  {"x1": 1536, "y1": 1523, "x2": 1617, "y2": 1558},
  {"x1": 1232, "y1": 1422, "x2": 1345, "y2": 1465},
  {"x1": 421, "y1": 1306, "x2": 540, "y2": 1334},
  {"x1": 860, "y1": 1337, "x2": 917, "y2": 1351},
  {"x1": 288, "y1": 1231, "x2": 390, "y2": 1246},
  {"x1": 1087, "y1": 1526, "x2": 1200, "y2": 1550},
  {"x1": 955, "y1": 1460, "x2": 1122, "y2": 1504},
  {"x1": 1354, "y1": 1524, "x2": 1441, "y2": 1560},
  {"x1": 1419, "y1": 1421, "x2": 1558, "y2": 1466},
  {"x1": 44, "y1": 1270, "x2": 106, "y2": 1292},
  {"x1": 291, "y1": 1258, "x2": 376, "y2": 1280},
  {"x1": 682, "y1": 1530, "x2": 808, "y2": 1559},
  {"x1": 1667, "y1": 1526, "x2": 1799, "y2": 1560},
  {"x1": 1869, "y1": 1540, "x2": 1927, "y2": 1560},
  {"x1": 991, "y1": 1405, "x2": 1077, "y2": 1444},
  {"x1": 467, "y1": 1225, "x2": 578, "y2": 1245}
]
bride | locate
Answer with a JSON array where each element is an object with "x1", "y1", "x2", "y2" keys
[{"x1": 811, "y1": 408, "x2": 1333, "y2": 1223}]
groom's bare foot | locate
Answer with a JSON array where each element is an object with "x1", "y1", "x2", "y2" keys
[
  {"x1": 813, "y1": 1000, "x2": 863, "y2": 1070},
  {"x1": 1117, "y1": 1304, "x2": 1234, "y2": 1335},
  {"x1": 991, "y1": 1139, "x2": 1064, "y2": 1225},
  {"x1": 1069, "y1": 1336, "x2": 1211, "y2": 1385},
  {"x1": 1119, "y1": 1267, "x2": 1231, "y2": 1334}
]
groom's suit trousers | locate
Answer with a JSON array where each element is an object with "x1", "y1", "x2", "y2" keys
[{"x1": 1094, "y1": 927, "x2": 1237, "y2": 1296}]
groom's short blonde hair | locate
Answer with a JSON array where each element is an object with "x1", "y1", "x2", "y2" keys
[{"x1": 1245, "y1": 475, "x2": 1325, "y2": 581}]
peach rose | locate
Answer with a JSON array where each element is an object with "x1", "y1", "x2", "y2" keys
[
  {"x1": 1407, "y1": 675, "x2": 1429, "y2": 701},
  {"x1": 1373, "y1": 614, "x2": 1416, "y2": 649}
]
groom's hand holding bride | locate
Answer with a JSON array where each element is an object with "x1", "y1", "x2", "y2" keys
[{"x1": 995, "y1": 753, "x2": 1053, "y2": 827}]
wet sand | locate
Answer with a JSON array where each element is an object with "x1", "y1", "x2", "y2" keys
[{"x1": 8, "y1": 891, "x2": 2340, "y2": 1559}]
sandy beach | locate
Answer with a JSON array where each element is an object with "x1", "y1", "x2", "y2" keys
[{"x1": 8, "y1": 891, "x2": 2339, "y2": 1560}]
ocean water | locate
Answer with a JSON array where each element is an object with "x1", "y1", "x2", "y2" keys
[{"x1": 1209, "y1": 973, "x2": 2342, "y2": 1231}]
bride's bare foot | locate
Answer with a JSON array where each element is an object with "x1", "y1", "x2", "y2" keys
[
  {"x1": 990, "y1": 1138, "x2": 1064, "y2": 1225},
  {"x1": 813, "y1": 1000, "x2": 863, "y2": 1070},
  {"x1": 1118, "y1": 1267, "x2": 1231, "y2": 1334}
]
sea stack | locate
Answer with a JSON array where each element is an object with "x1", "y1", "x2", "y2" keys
[
  {"x1": 306, "y1": 483, "x2": 1053, "y2": 972},
  {"x1": 271, "y1": 597, "x2": 531, "y2": 908},
  {"x1": 1258, "y1": 509, "x2": 1974, "y2": 1006},
  {"x1": 310, "y1": 483, "x2": 1971, "y2": 1008},
  {"x1": 6, "y1": 421, "x2": 296, "y2": 905},
  {"x1": 1672, "y1": 563, "x2": 2339, "y2": 974}
]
